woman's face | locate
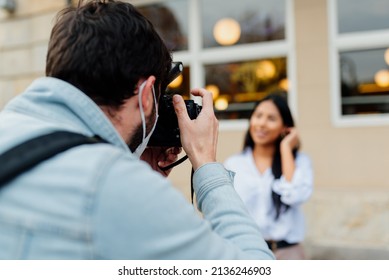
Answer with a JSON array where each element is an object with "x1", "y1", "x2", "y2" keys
[{"x1": 249, "y1": 100, "x2": 286, "y2": 147}]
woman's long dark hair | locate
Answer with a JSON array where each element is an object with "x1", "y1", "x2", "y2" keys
[{"x1": 243, "y1": 94, "x2": 298, "y2": 220}]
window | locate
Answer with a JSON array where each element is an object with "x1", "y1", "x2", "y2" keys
[
  {"x1": 137, "y1": 0, "x2": 188, "y2": 51},
  {"x1": 337, "y1": 0, "x2": 389, "y2": 33},
  {"x1": 136, "y1": 0, "x2": 292, "y2": 123},
  {"x1": 340, "y1": 48, "x2": 389, "y2": 115},
  {"x1": 205, "y1": 58, "x2": 288, "y2": 119},
  {"x1": 329, "y1": 0, "x2": 389, "y2": 126},
  {"x1": 200, "y1": 0, "x2": 285, "y2": 48}
]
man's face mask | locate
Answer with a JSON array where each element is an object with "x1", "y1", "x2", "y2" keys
[{"x1": 132, "y1": 80, "x2": 159, "y2": 158}]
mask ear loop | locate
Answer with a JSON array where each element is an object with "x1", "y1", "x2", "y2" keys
[
  {"x1": 137, "y1": 81, "x2": 159, "y2": 140},
  {"x1": 138, "y1": 81, "x2": 147, "y2": 141},
  {"x1": 133, "y1": 81, "x2": 159, "y2": 158}
]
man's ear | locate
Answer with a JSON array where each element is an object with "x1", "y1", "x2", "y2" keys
[{"x1": 139, "y1": 76, "x2": 156, "y2": 114}]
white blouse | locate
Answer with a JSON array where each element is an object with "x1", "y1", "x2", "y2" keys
[{"x1": 224, "y1": 147, "x2": 314, "y2": 243}]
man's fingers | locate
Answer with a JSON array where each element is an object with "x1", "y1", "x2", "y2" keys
[
  {"x1": 190, "y1": 88, "x2": 213, "y2": 114},
  {"x1": 173, "y1": 94, "x2": 190, "y2": 123}
]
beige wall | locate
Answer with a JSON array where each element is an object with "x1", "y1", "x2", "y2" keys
[
  {"x1": 293, "y1": 0, "x2": 389, "y2": 259},
  {"x1": 1, "y1": 0, "x2": 388, "y2": 259},
  {"x1": 0, "y1": 0, "x2": 64, "y2": 107}
]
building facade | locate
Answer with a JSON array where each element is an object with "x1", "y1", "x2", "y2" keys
[{"x1": 0, "y1": 0, "x2": 388, "y2": 259}]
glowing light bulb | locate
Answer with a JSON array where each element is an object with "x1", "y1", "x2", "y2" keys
[
  {"x1": 256, "y1": 60, "x2": 276, "y2": 79},
  {"x1": 279, "y1": 78, "x2": 289, "y2": 91},
  {"x1": 374, "y1": 69, "x2": 389, "y2": 87},
  {"x1": 215, "y1": 97, "x2": 229, "y2": 110},
  {"x1": 205, "y1": 84, "x2": 220, "y2": 100},
  {"x1": 213, "y1": 18, "x2": 241, "y2": 46}
]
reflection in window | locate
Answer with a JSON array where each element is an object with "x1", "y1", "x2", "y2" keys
[
  {"x1": 137, "y1": 1, "x2": 188, "y2": 51},
  {"x1": 337, "y1": 0, "x2": 389, "y2": 33},
  {"x1": 166, "y1": 66, "x2": 191, "y2": 100},
  {"x1": 340, "y1": 48, "x2": 389, "y2": 115},
  {"x1": 205, "y1": 58, "x2": 288, "y2": 119},
  {"x1": 201, "y1": 0, "x2": 285, "y2": 48}
]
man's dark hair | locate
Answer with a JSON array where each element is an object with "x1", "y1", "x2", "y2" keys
[{"x1": 46, "y1": 0, "x2": 172, "y2": 107}]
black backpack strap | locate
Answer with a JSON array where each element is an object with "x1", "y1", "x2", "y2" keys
[{"x1": 0, "y1": 131, "x2": 107, "y2": 186}]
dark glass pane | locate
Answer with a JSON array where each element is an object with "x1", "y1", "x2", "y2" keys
[
  {"x1": 340, "y1": 48, "x2": 389, "y2": 115},
  {"x1": 205, "y1": 58, "x2": 288, "y2": 119},
  {"x1": 200, "y1": 0, "x2": 285, "y2": 48},
  {"x1": 137, "y1": 1, "x2": 188, "y2": 51},
  {"x1": 338, "y1": 0, "x2": 389, "y2": 33}
]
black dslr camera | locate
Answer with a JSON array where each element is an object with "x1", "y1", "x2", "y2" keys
[{"x1": 148, "y1": 62, "x2": 201, "y2": 147}]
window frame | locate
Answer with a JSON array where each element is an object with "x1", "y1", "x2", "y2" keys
[
  {"x1": 133, "y1": 0, "x2": 296, "y2": 130},
  {"x1": 328, "y1": 0, "x2": 389, "y2": 127}
]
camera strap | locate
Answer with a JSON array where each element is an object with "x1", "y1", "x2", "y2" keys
[
  {"x1": 158, "y1": 155, "x2": 188, "y2": 172},
  {"x1": 158, "y1": 155, "x2": 195, "y2": 204},
  {"x1": 0, "y1": 131, "x2": 107, "y2": 187}
]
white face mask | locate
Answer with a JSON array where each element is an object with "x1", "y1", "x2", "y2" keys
[{"x1": 133, "y1": 80, "x2": 159, "y2": 158}]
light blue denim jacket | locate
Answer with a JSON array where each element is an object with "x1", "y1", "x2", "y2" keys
[{"x1": 0, "y1": 77, "x2": 274, "y2": 259}]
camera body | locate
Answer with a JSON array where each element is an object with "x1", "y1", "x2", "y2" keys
[{"x1": 148, "y1": 62, "x2": 201, "y2": 147}]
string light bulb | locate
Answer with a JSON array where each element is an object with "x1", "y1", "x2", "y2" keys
[
  {"x1": 213, "y1": 18, "x2": 241, "y2": 46},
  {"x1": 374, "y1": 69, "x2": 389, "y2": 87}
]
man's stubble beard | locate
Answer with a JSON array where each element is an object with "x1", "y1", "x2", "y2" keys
[{"x1": 128, "y1": 103, "x2": 157, "y2": 152}]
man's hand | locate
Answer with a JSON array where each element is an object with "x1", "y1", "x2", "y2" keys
[
  {"x1": 173, "y1": 88, "x2": 218, "y2": 171},
  {"x1": 140, "y1": 146, "x2": 182, "y2": 177}
]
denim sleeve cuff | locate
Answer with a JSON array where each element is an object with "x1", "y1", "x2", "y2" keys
[{"x1": 193, "y1": 162, "x2": 235, "y2": 201}]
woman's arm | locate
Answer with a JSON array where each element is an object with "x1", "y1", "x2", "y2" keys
[{"x1": 273, "y1": 152, "x2": 314, "y2": 206}]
